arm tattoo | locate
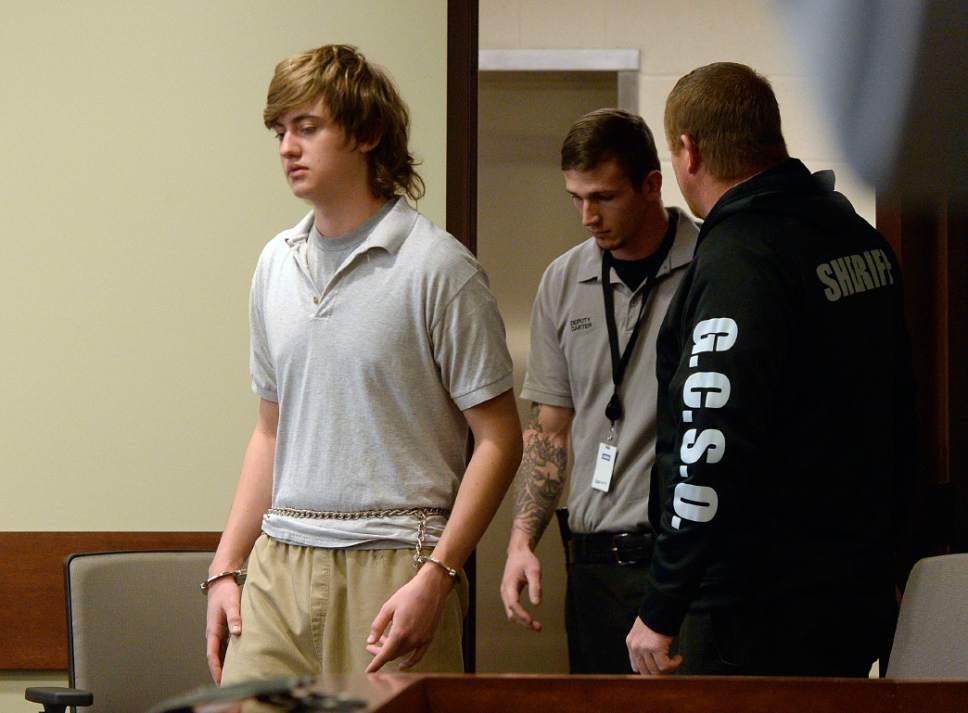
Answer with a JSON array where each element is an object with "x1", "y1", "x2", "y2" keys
[{"x1": 512, "y1": 403, "x2": 568, "y2": 548}]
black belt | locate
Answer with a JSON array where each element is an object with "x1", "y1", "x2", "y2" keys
[{"x1": 566, "y1": 530, "x2": 655, "y2": 566}]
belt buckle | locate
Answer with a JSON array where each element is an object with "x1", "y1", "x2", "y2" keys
[{"x1": 611, "y1": 532, "x2": 641, "y2": 566}]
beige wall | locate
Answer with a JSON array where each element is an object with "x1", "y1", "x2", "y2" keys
[
  {"x1": 0, "y1": 1, "x2": 445, "y2": 709},
  {"x1": 475, "y1": 0, "x2": 877, "y2": 673}
]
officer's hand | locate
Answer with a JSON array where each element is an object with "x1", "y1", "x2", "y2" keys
[
  {"x1": 626, "y1": 616, "x2": 681, "y2": 675},
  {"x1": 500, "y1": 545, "x2": 543, "y2": 631},
  {"x1": 205, "y1": 578, "x2": 242, "y2": 685}
]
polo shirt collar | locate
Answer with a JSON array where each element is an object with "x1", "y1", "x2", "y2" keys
[
  {"x1": 577, "y1": 207, "x2": 694, "y2": 283},
  {"x1": 284, "y1": 196, "x2": 417, "y2": 255},
  {"x1": 284, "y1": 212, "x2": 315, "y2": 248},
  {"x1": 665, "y1": 208, "x2": 696, "y2": 272}
]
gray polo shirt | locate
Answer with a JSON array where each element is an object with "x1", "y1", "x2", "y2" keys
[
  {"x1": 249, "y1": 197, "x2": 514, "y2": 549},
  {"x1": 521, "y1": 208, "x2": 699, "y2": 534}
]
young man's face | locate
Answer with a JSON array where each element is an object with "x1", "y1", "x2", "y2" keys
[
  {"x1": 563, "y1": 159, "x2": 658, "y2": 260},
  {"x1": 271, "y1": 99, "x2": 371, "y2": 206}
]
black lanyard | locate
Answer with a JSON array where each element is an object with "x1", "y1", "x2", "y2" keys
[{"x1": 601, "y1": 237, "x2": 673, "y2": 426}]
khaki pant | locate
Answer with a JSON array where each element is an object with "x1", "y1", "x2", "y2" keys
[{"x1": 221, "y1": 534, "x2": 467, "y2": 682}]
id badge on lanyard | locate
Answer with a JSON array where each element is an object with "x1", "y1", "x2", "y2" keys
[
  {"x1": 592, "y1": 249, "x2": 664, "y2": 492},
  {"x1": 591, "y1": 440, "x2": 618, "y2": 492}
]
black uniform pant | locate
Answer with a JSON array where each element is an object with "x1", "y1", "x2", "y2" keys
[
  {"x1": 565, "y1": 561, "x2": 650, "y2": 674},
  {"x1": 671, "y1": 590, "x2": 898, "y2": 677}
]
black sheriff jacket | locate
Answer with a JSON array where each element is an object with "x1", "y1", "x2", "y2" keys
[{"x1": 639, "y1": 159, "x2": 915, "y2": 635}]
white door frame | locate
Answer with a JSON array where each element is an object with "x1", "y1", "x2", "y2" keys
[{"x1": 479, "y1": 49, "x2": 640, "y2": 111}]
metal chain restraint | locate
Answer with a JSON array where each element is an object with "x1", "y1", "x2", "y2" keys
[{"x1": 266, "y1": 506, "x2": 450, "y2": 567}]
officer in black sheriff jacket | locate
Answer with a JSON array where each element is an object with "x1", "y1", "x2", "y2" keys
[{"x1": 626, "y1": 62, "x2": 915, "y2": 678}]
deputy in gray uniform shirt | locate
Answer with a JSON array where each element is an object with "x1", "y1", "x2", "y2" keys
[{"x1": 500, "y1": 109, "x2": 699, "y2": 674}]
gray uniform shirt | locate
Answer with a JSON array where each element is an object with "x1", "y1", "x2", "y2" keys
[
  {"x1": 520, "y1": 208, "x2": 699, "y2": 534},
  {"x1": 249, "y1": 198, "x2": 514, "y2": 549}
]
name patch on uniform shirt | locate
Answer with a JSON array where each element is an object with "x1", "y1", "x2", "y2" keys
[
  {"x1": 815, "y1": 249, "x2": 894, "y2": 302},
  {"x1": 570, "y1": 317, "x2": 593, "y2": 332}
]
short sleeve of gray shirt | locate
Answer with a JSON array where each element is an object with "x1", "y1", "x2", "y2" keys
[
  {"x1": 521, "y1": 267, "x2": 576, "y2": 410},
  {"x1": 432, "y1": 269, "x2": 513, "y2": 409},
  {"x1": 249, "y1": 242, "x2": 277, "y2": 402}
]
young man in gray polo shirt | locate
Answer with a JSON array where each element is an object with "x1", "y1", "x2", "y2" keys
[
  {"x1": 500, "y1": 109, "x2": 699, "y2": 673},
  {"x1": 204, "y1": 44, "x2": 521, "y2": 682}
]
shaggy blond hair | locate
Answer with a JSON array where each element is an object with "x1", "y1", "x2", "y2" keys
[{"x1": 264, "y1": 44, "x2": 424, "y2": 201}]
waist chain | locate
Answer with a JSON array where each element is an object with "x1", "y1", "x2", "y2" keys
[{"x1": 266, "y1": 506, "x2": 450, "y2": 566}]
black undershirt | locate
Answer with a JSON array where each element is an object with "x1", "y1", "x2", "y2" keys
[{"x1": 609, "y1": 209, "x2": 678, "y2": 291}]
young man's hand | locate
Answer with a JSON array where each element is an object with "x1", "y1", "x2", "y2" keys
[
  {"x1": 364, "y1": 563, "x2": 455, "y2": 672},
  {"x1": 626, "y1": 616, "x2": 681, "y2": 675},
  {"x1": 500, "y1": 538, "x2": 544, "y2": 631},
  {"x1": 205, "y1": 578, "x2": 243, "y2": 685}
]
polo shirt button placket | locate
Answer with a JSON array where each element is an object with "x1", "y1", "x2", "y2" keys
[{"x1": 312, "y1": 289, "x2": 333, "y2": 320}]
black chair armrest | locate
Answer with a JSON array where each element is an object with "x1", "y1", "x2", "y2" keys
[{"x1": 25, "y1": 686, "x2": 93, "y2": 713}]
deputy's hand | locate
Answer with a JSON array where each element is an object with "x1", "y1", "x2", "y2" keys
[
  {"x1": 499, "y1": 545, "x2": 543, "y2": 631},
  {"x1": 365, "y1": 563, "x2": 454, "y2": 672},
  {"x1": 626, "y1": 616, "x2": 681, "y2": 675},
  {"x1": 205, "y1": 577, "x2": 242, "y2": 685}
]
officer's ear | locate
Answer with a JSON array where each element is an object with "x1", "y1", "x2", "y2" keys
[
  {"x1": 680, "y1": 134, "x2": 702, "y2": 175},
  {"x1": 641, "y1": 169, "x2": 663, "y2": 197}
]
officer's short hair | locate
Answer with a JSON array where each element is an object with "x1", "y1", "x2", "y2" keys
[
  {"x1": 665, "y1": 62, "x2": 788, "y2": 181},
  {"x1": 560, "y1": 108, "x2": 661, "y2": 188}
]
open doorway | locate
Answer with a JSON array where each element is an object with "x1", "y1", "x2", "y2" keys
[{"x1": 474, "y1": 67, "x2": 619, "y2": 673}]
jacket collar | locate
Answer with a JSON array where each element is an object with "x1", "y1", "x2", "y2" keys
[
  {"x1": 698, "y1": 158, "x2": 816, "y2": 243},
  {"x1": 577, "y1": 207, "x2": 696, "y2": 283}
]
